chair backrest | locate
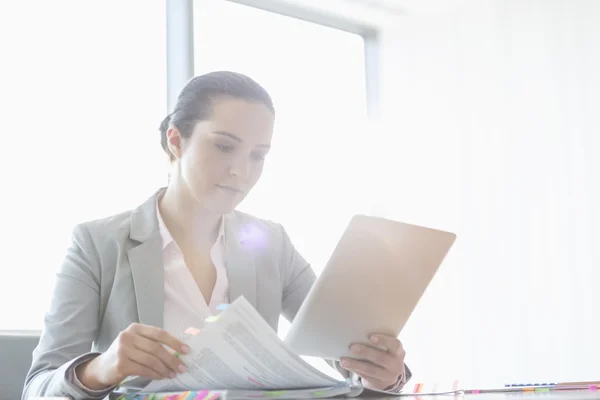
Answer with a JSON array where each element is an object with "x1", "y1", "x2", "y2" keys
[{"x1": 0, "y1": 330, "x2": 40, "y2": 399}]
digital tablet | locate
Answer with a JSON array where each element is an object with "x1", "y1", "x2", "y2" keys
[{"x1": 283, "y1": 214, "x2": 456, "y2": 361}]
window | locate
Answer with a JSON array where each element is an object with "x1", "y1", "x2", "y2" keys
[
  {"x1": 0, "y1": 0, "x2": 374, "y2": 337},
  {"x1": 194, "y1": 0, "x2": 372, "y2": 374},
  {"x1": 0, "y1": 0, "x2": 167, "y2": 329},
  {"x1": 194, "y1": 0, "x2": 372, "y2": 278}
]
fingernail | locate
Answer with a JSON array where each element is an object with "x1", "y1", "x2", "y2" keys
[
  {"x1": 370, "y1": 335, "x2": 379, "y2": 343},
  {"x1": 169, "y1": 372, "x2": 176, "y2": 378},
  {"x1": 178, "y1": 364, "x2": 188, "y2": 373},
  {"x1": 351, "y1": 344, "x2": 361, "y2": 354},
  {"x1": 341, "y1": 359, "x2": 350, "y2": 368},
  {"x1": 181, "y1": 345, "x2": 190, "y2": 354}
]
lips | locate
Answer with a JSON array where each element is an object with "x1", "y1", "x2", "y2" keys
[{"x1": 216, "y1": 185, "x2": 242, "y2": 194}]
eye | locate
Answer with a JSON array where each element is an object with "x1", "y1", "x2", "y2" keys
[
  {"x1": 251, "y1": 152, "x2": 266, "y2": 161},
  {"x1": 215, "y1": 143, "x2": 234, "y2": 153}
]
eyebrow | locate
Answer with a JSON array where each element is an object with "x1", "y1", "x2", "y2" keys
[{"x1": 212, "y1": 130, "x2": 271, "y2": 149}]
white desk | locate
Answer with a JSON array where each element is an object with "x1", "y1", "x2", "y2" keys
[{"x1": 364, "y1": 391, "x2": 600, "y2": 399}]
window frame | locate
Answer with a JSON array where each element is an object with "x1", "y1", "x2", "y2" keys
[
  {"x1": 165, "y1": 0, "x2": 380, "y2": 117},
  {"x1": 2, "y1": 0, "x2": 379, "y2": 334}
]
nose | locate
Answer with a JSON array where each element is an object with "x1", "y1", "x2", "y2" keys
[{"x1": 229, "y1": 157, "x2": 251, "y2": 178}]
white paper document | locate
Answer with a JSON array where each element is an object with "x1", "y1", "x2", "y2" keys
[{"x1": 140, "y1": 297, "x2": 343, "y2": 393}]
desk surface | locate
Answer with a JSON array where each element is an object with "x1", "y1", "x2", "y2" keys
[
  {"x1": 34, "y1": 391, "x2": 599, "y2": 400},
  {"x1": 366, "y1": 391, "x2": 600, "y2": 399}
]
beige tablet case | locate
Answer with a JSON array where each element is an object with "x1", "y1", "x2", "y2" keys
[{"x1": 284, "y1": 214, "x2": 456, "y2": 361}]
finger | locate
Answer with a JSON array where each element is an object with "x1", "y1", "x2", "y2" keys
[
  {"x1": 341, "y1": 358, "x2": 397, "y2": 384},
  {"x1": 132, "y1": 324, "x2": 189, "y2": 354},
  {"x1": 126, "y1": 358, "x2": 166, "y2": 381},
  {"x1": 368, "y1": 334, "x2": 404, "y2": 355},
  {"x1": 126, "y1": 346, "x2": 174, "y2": 379},
  {"x1": 133, "y1": 335, "x2": 187, "y2": 374},
  {"x1": 128, "y1": 359, "x2": 166, "y2": 381},
  {"x1": 349, "y1": 344, "x2": 395, "y2": 369}
]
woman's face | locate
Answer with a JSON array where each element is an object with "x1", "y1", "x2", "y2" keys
[{"x1": 168, "y1": 97, "x2": 275, "y2": 214}]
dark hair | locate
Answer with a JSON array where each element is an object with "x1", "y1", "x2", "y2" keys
[{"x1": 159, "y1": 71, "x2": 275, "y2": 161}]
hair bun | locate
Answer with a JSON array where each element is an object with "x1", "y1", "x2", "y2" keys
[{"x1": 159, "y1": 114, "x2": 172, "y2": 134}]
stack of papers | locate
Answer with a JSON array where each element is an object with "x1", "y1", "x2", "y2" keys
[{"x1": 115, "y1": 297, "x2": 361, "y2": 399}]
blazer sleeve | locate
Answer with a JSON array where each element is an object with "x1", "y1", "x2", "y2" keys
[
  {"x1": 384, "y1": 363, "x2": 412, "y2": 393},
  {"x1": 22, "y1": 223, "x2": 110, "y2": 399},
  {"x1": 278, "y1": 224, "x2": 316, "y2": 323}
]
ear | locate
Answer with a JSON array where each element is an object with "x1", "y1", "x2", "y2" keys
[{"x1": 166, "y1": 127, "x2": 183, "y2": 160}]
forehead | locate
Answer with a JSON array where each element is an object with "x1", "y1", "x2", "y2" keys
[{"x1": 205, "y1": 97, "x2": 274, "y2": 142}]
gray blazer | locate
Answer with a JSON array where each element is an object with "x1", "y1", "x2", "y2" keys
[{"x1": 24, "y1": 189, "x2": 409, "y2": 399}]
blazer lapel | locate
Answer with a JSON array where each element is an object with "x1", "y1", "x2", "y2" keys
[
  {"x1": 224, "y1": 213, "x2": 257, "y2": 309},
  {"x1": 127, "y1": 189, "x2": 165, "y2": 328}
]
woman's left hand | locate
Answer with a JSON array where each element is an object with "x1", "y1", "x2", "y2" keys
[{"x1": 340, "y1": 334, "x2": 406, "y2": 391}]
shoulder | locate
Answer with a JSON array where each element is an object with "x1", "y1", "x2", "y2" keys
[
  {"x1": 226, "y1": 210, "x2": 295, "y2": 251},
  {"x1": 70, "y1": 208, "x2": 136, "y2": 255},
  {"x1": 72, "y1": 189, "x2": 161, "y2": 250},
  {"x1": 227, "y1": 209, "x2": 284, "y2": 235},
  {"x1": 80, "y1": 208, "x2": 134, "y2": 235},
  {"x1": 226, "y1": 211, "x2": 309, "y2": 286}
]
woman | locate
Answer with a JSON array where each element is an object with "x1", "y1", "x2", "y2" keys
[{"x1": 23, "y1": 71, "x2": 410, "y2": 399}]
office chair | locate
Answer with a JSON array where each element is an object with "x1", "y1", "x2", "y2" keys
[{"x1": 0, "y1": 331, "x2": 40, "y2": 399}]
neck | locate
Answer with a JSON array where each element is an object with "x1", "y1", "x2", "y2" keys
[{"x1": 159, "y1": 182, "x2": 221, "y2": 246}]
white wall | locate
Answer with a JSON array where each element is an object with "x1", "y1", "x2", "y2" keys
[
  {"x1": 375, "y1": 0, "x2": 599, "y2": 387},
  {"x1": 0, "y1": 0, "x2": 168, "y2": 330}
]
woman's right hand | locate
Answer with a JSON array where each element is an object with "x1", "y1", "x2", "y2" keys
[{"x1": 76, "y1": 323, "x2": 190, "y2": 390}]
